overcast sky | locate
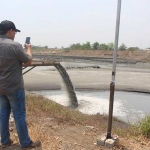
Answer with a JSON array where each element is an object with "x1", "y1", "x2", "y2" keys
[{"x1": 1, "y1": 0, "x2": 150, "y2": 49}]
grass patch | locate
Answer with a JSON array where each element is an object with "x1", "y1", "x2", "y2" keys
[
  {"x1": 23, "y1": 93, "x2": 150, "y2": 149},
  {"x1": 25, "y1": 93, "x2": 131, "y2": 136},
  {"x1": 26, "y1": 93, "x2": 107, "y2": 126},
  {"x1": 133, "y1": 115, "x2": 150, "y2": 138}
]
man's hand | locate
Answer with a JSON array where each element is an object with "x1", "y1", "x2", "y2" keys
[
  {"x1": 24, "y1": 44, "x2": 31, "y2": 50},
  {"x1": 24, "y1": 44, "x2": 32, "y2": 66}
]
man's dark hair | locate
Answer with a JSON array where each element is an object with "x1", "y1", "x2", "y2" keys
[{"x1": 0, "y1": 30, "x2": 8, "y2": 35}]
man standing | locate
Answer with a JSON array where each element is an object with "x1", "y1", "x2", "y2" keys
[{"x1": 0, "y1": 20, "x2": 41, "y2": 149}]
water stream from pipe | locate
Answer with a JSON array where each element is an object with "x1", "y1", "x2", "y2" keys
[{"x1": 54, "y1": 63, "x2": 78, "y2": 108}]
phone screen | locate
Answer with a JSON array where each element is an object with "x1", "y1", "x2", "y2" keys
[{"x1": 25, "y1": 37, "x2": 30, "y2": 44}]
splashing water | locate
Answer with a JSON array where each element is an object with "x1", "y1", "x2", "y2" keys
[{"x1": 55, "y1": 64, "x2": 78, "y2": 108}]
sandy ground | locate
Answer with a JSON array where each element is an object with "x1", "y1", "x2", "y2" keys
[{"x1": 23, "y1": 68, "x2": 150, "y2": 93}]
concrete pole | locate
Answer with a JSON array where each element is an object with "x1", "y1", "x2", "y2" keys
[{"x1": 107, "y1": 0, "x2": 122, "y2": 139}]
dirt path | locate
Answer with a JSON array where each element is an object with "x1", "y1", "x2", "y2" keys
[{"x1": 1, "y1": 115, "x2": 150, "y2": 150}]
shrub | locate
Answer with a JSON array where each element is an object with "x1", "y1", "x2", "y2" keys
[{"x1": 135, "y1": 115, "x2": 150, "y2": 138}]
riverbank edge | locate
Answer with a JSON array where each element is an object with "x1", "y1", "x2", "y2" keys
[{"x1": 24, "y1": 92, "x2": 150, "y2": 149}]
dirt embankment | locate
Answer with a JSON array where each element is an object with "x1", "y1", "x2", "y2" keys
[
  {"x1": 33, "y1": 49, "x2": 150, "y2": 62},
  {"x1": 4, "y1": 94, "x2": 150, "y2": 150}
]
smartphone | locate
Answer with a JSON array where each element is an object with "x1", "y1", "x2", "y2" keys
[{"x1": 25, "y1": 37, "x2": 31, "y2": 44}]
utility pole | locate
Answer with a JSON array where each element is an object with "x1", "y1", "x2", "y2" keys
[{"x1": 107, "y1": 0, "x2": 122, "y2": 139}]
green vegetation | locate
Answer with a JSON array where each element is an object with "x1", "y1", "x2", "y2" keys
[
  {"x1": 32, "y1": 45, "x2": 49, "y2": 50},
  {"x1": 26, "y1": 93, "x2": 107, "y2": 124},
  {"x1": 26, "y1": 93, "x2": 150, "y2": 139},
  {"x1": 65, "y1": 42, "x2": 114, "y2": 50},
  {"x1": 64, "y1": 42, "x2": 140, "y2": 51},
  {"x1": 118, "y1": 43, "x2": 139, "y2": 51},
  {"x1": 134, "y1": 115, "x2": 150, "y2": 138},
  {"x1": 127, "y1": 47, "x2": 140, "y2": 51},
  {"x1": 31, "y1": 42, "x2": 141, "y2": 51},
  {"x1": 119, "y1": 43, "x2": 127, "y2": 50}
]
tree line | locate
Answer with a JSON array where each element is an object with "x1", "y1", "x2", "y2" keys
[
  {"x1": 31, "y1": 42, "x2": 141, "y2": 51},
  {"x1": 32, "y1": 45, "x2": 49, "y2": 50},
  {"x1": 64, "y1": 42, "x2": 140, "y2": 51}
]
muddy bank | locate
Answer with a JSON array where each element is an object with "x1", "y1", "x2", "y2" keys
[
  {"x1": 33, "y1": 53, "x2": 150, "y2": 69},
  {"x1": 24, "y1": 69, "x2": 150, "y2": 93},
  {"x1": 33, "y1": 54, "x2": 138, "y2": 64},
  {"x1": 24, "y1": 54, "x2": 150, "y2": 92},
  {"x1": 33, "y1": 49, "x2": 150, "y2": 63}
]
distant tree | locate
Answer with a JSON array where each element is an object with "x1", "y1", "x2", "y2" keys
[
  {"x1": 99, "y1": 43, "x2": 108, "y2": 50},
  {"x1": 146, "y1": 47, "x2": 150, "y2": 50},
  {"x1": 107, "y1": 42, "x2": 114, "y2": 50},
  {"x1": 70, "y1": 44, "x2": 76, "y2": 50},
  {"x1": 44, "y1": 45, "x2": 48, "y2": 49},
  {"x1": 69, "y1": 43, "x2": 81, "y2": 50},
  {"x1": 67, "y1": 42, "x2": 141, "y2": 51},
  {"x1": 119, "y1": 43, "x2": 127, "y2": 51},
  {"x1": 61, "y1": 46, "x2": 64, "y2": 49},
  {"x1": 92, "y1": 42, "x2": 99, "y2": 50},
  {"x1": 128, "y1": 47, "x2": 139, "y2": 51},
  {"x1": 76, "y1": 43, "x2": 81, "y2": 50},
  {"x1": 82, "y1": 42, "x2": 91, "y2": 50},
  {"x1": 32, "y1": 45, "x2": 49, "y2": 50}
]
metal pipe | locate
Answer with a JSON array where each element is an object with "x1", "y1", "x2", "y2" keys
[
  {"x1": 32, "y1": 60, "x2": 44, "y2": 62},
  {"x1": 112, "y1": 0, "x2": 122, "y2": 82},
  {"x1": 23, "y1": 62, "x2": 60, "y2": 67},
  {"x1": 22, "y1": 66, "x2": 36, "y2": 75},
  {"x1": 22, "y1": 61, "x2": 60, "y2": 74},
  {"x1": 107, "y1": 0, "x2": 122, "y2": 139},
  {"x1": 107, "y1": 82, "x2": 115, "y2": 138},
  {"x1": 22, "y1": 67, "x2": 27, "y2": 70}
]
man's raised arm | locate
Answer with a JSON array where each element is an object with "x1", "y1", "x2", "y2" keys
[{"x1": 24, "y1": 44, "x2": 32, "y2": 66}]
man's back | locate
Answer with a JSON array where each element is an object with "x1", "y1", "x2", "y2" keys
[
  {"x1": 0, "y1": 35, "x2": 30, "y2": 94},
  {"x1": 0, "y1": 20, "x2": 41, "y2": 149}
]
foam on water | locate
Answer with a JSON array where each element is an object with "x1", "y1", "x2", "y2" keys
[{"x1": 32, "y1": 90, "x2": 150, "y2": 123}]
